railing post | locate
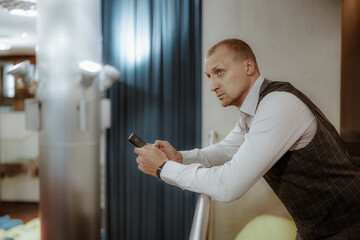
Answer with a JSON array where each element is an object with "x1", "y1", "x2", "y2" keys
[{"x1": 189, "y1": 130, "x2": 217, "y2": 239}]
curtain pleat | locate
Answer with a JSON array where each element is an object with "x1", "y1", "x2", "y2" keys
[{"x1": 102, "y1": 0, "x2": 202, "y2": 239}]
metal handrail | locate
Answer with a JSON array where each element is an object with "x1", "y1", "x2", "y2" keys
[
  {"x1": 189, "y1": 130, "x2": 217, "y2": 240},
  {"x1": 189, "y1": 193, "x2": 212, "y2": 240}
]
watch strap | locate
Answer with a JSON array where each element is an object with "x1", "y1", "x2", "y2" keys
[{"x1": 156, "y1": 161, "x2": 167, "y2": 182}]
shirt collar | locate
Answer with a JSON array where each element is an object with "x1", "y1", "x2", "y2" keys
[{"x1": 239, "y1": 75, "x2": 264, "y2": 117}]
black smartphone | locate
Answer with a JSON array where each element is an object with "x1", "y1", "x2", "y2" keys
[{"x1": 128, "y1": 133, "x2": 147, "y2": 148}]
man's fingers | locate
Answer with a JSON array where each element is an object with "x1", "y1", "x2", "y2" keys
[
  {"x1": 153, "y1": 140, "x2": 161, "y2": 147},
  {"x1": 138, "y1": 164, "x2": 151, "y2": 175},
  {"x1": 138, "y1": 164, "x2": 144, "y2": 172},
  {"x1": 154, "y1": 140, "x2": 166, "y2": 148},
  {"x1": 136, "y1": 156, "x2": 141, "y2": 165},
  {"x1": 142, "y1": 144, "x2": 153, "y2": 150},
  {"x1": 134, "y1": 147, "x2": 145, "y2": 155}
]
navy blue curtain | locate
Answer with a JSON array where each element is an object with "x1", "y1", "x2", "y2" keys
[{"x1": 102, "y1": 0, "x2": 202, "y2": 239}]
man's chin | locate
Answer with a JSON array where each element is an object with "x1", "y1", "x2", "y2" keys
[
  {"x1": 220, "y1": 101, "x2": 230, "y2": 107},
  {"x1": 220, "y1": 99, "x2": 236, "y2": 108}
]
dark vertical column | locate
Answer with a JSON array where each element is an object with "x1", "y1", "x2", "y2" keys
[{"x1": 341, "y1": 0, "x2": 360, "y2": 158}]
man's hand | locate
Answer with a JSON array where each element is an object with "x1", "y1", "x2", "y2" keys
[
  {"x1": 134, "y1": 145, "x2": 168, "y2": 177},
  {"x1": 153, "y1": 140, "x2": 183, "y2": 163}
]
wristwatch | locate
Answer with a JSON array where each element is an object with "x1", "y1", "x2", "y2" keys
[{"x1": 156, "y1": 161, "x2": 167, "y2": 182}]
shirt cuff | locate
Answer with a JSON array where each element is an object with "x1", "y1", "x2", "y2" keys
[
  {"x1": 160, "y1": 160, "x2": 183, "y2": 188},
  {"x1": 180, "y1": 149, "x2": 199, "y2": 165}
]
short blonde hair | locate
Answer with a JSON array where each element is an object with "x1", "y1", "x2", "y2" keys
[{"x1": 207, "y1": 39, "x2": 258, "y2": 68}]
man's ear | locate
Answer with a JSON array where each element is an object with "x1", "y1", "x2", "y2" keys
[{"x1": 245, "y1": 59, "x2": 256, "y2": 75}]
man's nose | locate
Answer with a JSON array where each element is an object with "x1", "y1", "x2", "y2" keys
[{"x1": 210, "y1": 78, "x2": 219, "y2": 92}]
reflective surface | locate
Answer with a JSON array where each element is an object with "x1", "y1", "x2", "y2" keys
[{"x1": 37, "y1": 0, "x2": 102, "y2": 239}]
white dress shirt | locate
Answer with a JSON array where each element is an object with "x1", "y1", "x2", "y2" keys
[{"x1": 161, "y1": 76, "x2": 317, "y2": 202}]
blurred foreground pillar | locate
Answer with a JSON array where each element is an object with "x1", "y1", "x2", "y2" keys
[{"x1": 37, "y1": 0, "x2": 102, "y2": 239}]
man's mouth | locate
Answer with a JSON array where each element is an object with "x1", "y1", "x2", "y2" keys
[{"x1": 217, "y1": 93, "x2": 224, "y2": 99}]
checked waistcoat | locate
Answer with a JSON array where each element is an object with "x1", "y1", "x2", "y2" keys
[{"x1": 258, "y1": 80, "x2": 360, "y2": 240}]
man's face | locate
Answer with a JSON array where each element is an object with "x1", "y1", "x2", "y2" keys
[{"x1": 204, "y1": 46, "x2": 252, "y2": 108}]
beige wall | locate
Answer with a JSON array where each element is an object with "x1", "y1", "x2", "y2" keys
[
  {"x1": 202, "y1": 0, "x2": 342, "y2": 239},
  {"x1": 0, "y1": 112, "x2": 39, "y2": 201}
]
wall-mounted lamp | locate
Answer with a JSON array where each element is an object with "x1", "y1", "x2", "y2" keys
[
  {"x1": 78, "y1": 60, "x2": 121, "y2": 130},
  {"x1": 78, "y1": 60, "x2": 121, "y2": 91},
  {"x1": 21, "y1": 60, "x2": 121, "y2": 132},
  {"x1": 7, "y1": 60, "x2": 35, "y2": 88},
  {"x1": 99, "y1": 65, "x2": 121, "y2": 91},
  {"x1": 78, "y1": 60, "x2": 102, "y2": 90},
  {"x1": 7, "y1": 60, "x2": 40, "y2": 131}
]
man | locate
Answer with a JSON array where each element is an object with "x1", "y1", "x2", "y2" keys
[{"x1": 134, "y1": 39, "x2": 360, "y2": 240}]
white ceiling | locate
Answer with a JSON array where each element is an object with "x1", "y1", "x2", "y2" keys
[{"x1": 0, "y1": 9, "x2": 37, "y2": 56}]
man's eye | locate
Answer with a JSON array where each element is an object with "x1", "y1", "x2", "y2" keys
[{"x1": 217, "y1": 69, "x2": 223, "y2": 75}]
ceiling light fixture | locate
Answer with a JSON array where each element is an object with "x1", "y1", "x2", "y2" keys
[{"x1": 0, "y1": 0, "x2": 37, "y2": 17}]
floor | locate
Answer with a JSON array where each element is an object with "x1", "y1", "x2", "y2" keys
[
  {"x1": 0, "y1": 202, "x2": 39, "y2": 223},
  {"x1": 0, "y1": 202, "x2": 104, "y2": 228}
]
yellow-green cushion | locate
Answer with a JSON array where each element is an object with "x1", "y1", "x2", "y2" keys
[{"x1": 234, "y1": 214, "x2": 297, "y2": 240}]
